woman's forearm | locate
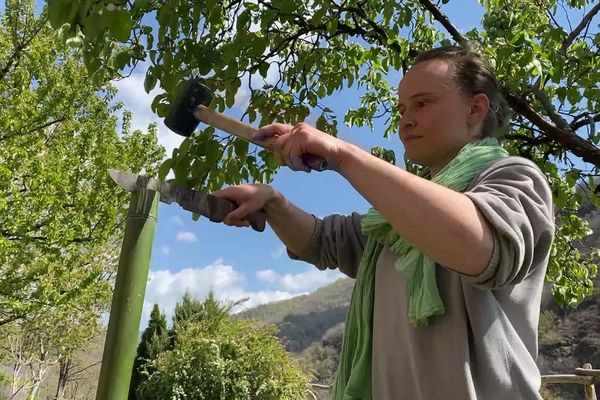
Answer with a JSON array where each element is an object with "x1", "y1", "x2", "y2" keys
[
  {"x1": 264, "y1": 191, "x2": 316, "y2": 257},
  {"x1": 337, "y1": 142, "x2": 494, "y2": 276}
]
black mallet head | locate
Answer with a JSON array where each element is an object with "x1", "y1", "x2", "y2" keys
[{"x1": 164, "y1": 79, "x2": 213, "y2": 137}]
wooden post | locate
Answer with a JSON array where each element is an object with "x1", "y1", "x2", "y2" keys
[{"x1": 583, "y1": 363, "x2": 597, "y2": 400}]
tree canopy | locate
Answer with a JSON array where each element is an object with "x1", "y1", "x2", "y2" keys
[
  {"x1": 45, "y1": 0, "x2": 600, "y2": 306},
  {"x1": 0, "y1": 0, "x2": 164, "y2": 324},
  {"x1": 136, "y1": 292, "x2": 312, "y2": 400},
  {"x1": 0, "y1": 0, "x2": 164, "y2": 397},
  {"x1": 1, "y1": 0, "x2": 165, "y2": 395}
]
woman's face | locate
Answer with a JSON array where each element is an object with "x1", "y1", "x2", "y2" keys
[{"x1": 397, "y1": 59, "x2": 486, "y2": 175}]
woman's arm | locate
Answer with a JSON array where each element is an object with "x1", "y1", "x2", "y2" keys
[
  {"x1": 254, "y1": 123, "x2": 494, "y2": 276},
  {"x1": 264, "y1": 190, "x2": 316, "y2": 257},
  {"x1": 337, "y1": 141, "x2": 494, "y2": 277},
  {"x1": 212, "y1": 184, "x2": 368, "y2": 278},
  {"x1": 212, "y1": 184, "x2": 315, "y2": 256}
]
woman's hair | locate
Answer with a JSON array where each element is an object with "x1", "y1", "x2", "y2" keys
[{"x1": 413, "y1": 45, "x2": 509, "y2": 138}]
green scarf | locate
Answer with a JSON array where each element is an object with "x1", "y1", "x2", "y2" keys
[{"x1": 333, "y1": 137, "x2": 509, "y2": 400}]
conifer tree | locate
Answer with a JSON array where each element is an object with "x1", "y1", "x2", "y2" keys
[{"x1": 128, "y1": 304, "x2": 169, "y2": 400}]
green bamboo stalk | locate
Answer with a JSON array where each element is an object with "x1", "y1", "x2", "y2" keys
[{"x1": 96, "y1": 189, "x2": 160, "y2": 400}]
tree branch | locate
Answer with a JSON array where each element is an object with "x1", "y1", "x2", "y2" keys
[
  {"x1": 417, "y1": 0, "x2": 467, "y2": 45},
  {"x1": 572, "y1": 113, "x2": 600, "y2": 131},
  {"x1": 0, "y1": 118, "x2": 67, "y2": 143},
  {"x1": 0, "y1": 19, "x2": 46, "y2": 82},
  {"x1": 531, "y1": 86, "x2": 572, "y2": 132},
  {"x1": 561, "y1": 2, "x2": 600, "y2": 54},
  {"x1": 504, "y1": 90, "x2": 600, "y2": 165}
]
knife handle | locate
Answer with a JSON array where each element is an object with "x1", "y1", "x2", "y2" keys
[
  {"x1": 205, "y1": 195, "x2": 266, "y2": 232},
  {"x1": 174, "y1": 191, "x2": 266, "y2": 232}
]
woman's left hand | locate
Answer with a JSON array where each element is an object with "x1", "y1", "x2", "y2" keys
[{"x1": 252, "y1": 123, "x2": 347, "y2": 172}]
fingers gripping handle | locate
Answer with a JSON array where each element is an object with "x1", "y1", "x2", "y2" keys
[
  {"x1": 213, "y1": 201, "x2": 267, "y2": 232},
  {"x1": 205, "y1": 195, "x2": 266, "y2": 232},
  {"x1": 176, "y1": 192, "x2": 266, "y2": 232},
  {"x1": 245, "y1": 210, "x2": 267, "y2": 232},
  {"x1": 194, "y1": 105, "x2": 328, "y2": 171}
]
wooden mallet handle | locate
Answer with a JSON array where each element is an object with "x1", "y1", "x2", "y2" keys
[{"x1": 194, "y1": 105, "x2": 328, "y2": 171}]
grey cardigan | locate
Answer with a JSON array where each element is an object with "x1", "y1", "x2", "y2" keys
[{"x1": 288, "y1": 156, "x2": 555, "y2": 400}]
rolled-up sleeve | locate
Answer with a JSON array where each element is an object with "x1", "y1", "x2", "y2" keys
[
  {"x1": 461, "y1": 159, "x2": 555, "y2": 289},
  {"x1": 287, "y1": 212, "x2": 368, "y2": 279}
]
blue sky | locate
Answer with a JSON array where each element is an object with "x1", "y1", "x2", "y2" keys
[{"x1": 108, "y1": 2, "x2": 492, "y2": 328}]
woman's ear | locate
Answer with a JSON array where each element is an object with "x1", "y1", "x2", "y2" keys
[{"x1": 468, "y1": 93, "x2": 490, "y2": 128}]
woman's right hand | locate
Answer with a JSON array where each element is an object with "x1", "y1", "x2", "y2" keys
[{"x1": 211, "y1": 184, "x2": 279, "y2": 228}]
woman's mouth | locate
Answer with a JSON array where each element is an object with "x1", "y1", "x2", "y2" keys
[{"x1": 403, "y1": 135, "x2": 423, "y2": 142}]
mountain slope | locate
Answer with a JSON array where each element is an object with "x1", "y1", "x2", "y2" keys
[{"x1": 238, "y1": 277, "x2": 354, "y2": 352}]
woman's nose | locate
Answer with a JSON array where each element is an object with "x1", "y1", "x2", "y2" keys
[{"x1": 400, "y1": 115, "x2": 416, "y2": 130}]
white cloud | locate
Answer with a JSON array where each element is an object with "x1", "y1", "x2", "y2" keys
[
  {"x1": 141, "y1": 260, "x2": 306, "y2": 327},
  {"x1": 256, "y1": 269, "x2": 278, "y2": 283},
  {"x1": 278, "y1": 268, "x2": 342, "y2": 292},
  {"x1": 270, "y1": 245, "x2": 286, "y2": 259},
  {"x1": 160, "y1": 245, "x2": 171, "y2": 255},
  {"x1": 169, "y1": 215, "x2": 185, "y2": 227},
  {"x1": 256, "y1": 267, "x2": 343, "y2": 293},
  {"x1": 111, "y1": 65, "x2": 184, "y2": 158},
  {"x1": 176, "y1": 231, "x2": 197, "y2": 243}
]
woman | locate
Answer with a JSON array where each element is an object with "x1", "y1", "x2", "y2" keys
[{"x1": 212, "y1": 46, "x2": 555, "y2": 400}]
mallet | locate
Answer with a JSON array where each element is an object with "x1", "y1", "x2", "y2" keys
[{"x1": 164, "y1": 78, "x2": 327, "y2": 171}]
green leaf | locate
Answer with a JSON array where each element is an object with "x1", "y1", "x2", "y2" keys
[
  {"x1": 265, "y1": 152, "x2": 279, "y2": 169},
  {"x1": 258, "y1": 62, "x2": 270, "y2": 78},
  {"x1": 108, "y1": 8, "x2": 133, "y2": 42},
  {"x1": 66, "y1": 36, "x2": 83, "y2": 48},
  {"x1": 221, "y1": 43, "x2": 236, "y2": 63},
  {"x1": 233, "y1": 138, "x2": 249, "y2": 156},
  {"x1": 326, "y1": 19, "x2": 338, "y2": 35},
  {"x1": 158, "y1": 158, "x2": 174, "y2": 180},
  {"x1": 226, "y1": 90, "x2": 236, "y2": 108},
  {"x1": 260, "y1": 9, "x2": 278, "y2": 30},
  {"x1": 133, "y1": 0, "x2": 151, "y2": 12},
  {"x1": 244, "y1": 2, "x2": 259, "y2": 11},
  {"x1": 48, "y1": 0, "x2": 78, "y2": 29},
  {"x1": 250, "y1": 36, "x2": 268, "y2": 58},
  {"x1": 144, "y1": 67, "x2": 158, "y2": 93},
  {"x1": 205, "y1": 140, "x2": 221, "y2": 163},
  {"x1": 316, "y1": 115, "x2": 328, "y2": 132},
  {"x1": 178, "y1": 137, "x2": 193, "y2": 156},
  {"x1": 237, "y1": 10, "x2": 251, "y2": 32},
  {"x1": 273, "y1": 0, "x2": 299, "y2": 13},
  {"x1": 82, "y1": 12, "x2": 103, "y2": 39},
  {"x1": 113, "y1": 49, "x2": 132, "y2": 70},
  {"x1": 527, "y1": 58, "x2": 543, "y2": 77}
]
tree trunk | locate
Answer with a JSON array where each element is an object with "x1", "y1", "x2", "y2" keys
[{"x1": 54, "y1": 358, "x2": 72, "y2": 400}]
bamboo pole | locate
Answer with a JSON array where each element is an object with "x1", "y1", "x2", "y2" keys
[{"x1": 96, "y1": 189, "x2": 159, "y2": 400}]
